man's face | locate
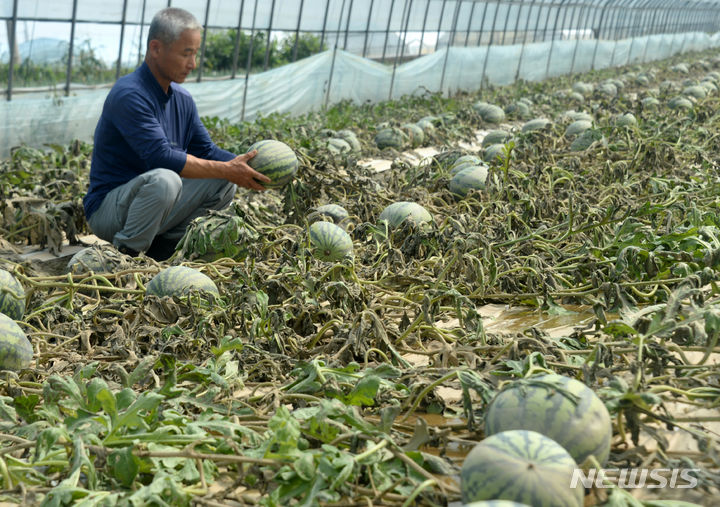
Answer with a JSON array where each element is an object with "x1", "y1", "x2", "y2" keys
[{"x1": 156, "y1": 29, "x2": 201, "y2": 85}]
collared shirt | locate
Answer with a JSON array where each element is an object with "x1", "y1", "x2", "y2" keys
[{"x1": 83, "y1": 62, "x2": 235, "y2": 219}]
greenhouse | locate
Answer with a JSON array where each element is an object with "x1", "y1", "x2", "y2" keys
[{"x1": 0, "y1": 0, "x2": 720, "y2": 505}]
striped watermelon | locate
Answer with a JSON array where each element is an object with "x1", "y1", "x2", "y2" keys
[
  {"x1": 0, "y1": 270, "x2": 25, "y2": 320},
  {"x1": 146, "y1": 266, "x2": 219, "y2": 299},
  {"x1": 336, "y1": 130, "x2": 361, "y2": 152},
  {"x1": 473, "y1": 102, "x2": 505, "y2": 124},
  {"x1": 313, "y1": 204, "x2": 350, "y2": 226},
  {"x1": 522, "y1": 118, "x2": 552, "y2": 133},
  {"x1": 484, "y1": 144, "x2": 507, "y2": 164},
  {"x1": 0, "y1": 312, "x2": 32, "y2": 371},
  {"x1": 484, "y1": 374, "x2": 612, "y2": 466},
  {"x1": 378, "y1": 202, "x2": 432, "y2": 230},
  {"x1": 482, "y1": 130, "x2": 510, "y2": 148},
  {"x1": 327, "y1": 138, "x2": 352, "y2": 155},
  {"x1": 465, "y1": 502, "x2": 530, "y2": 507},
  {"x1": 401, "y1": 123, "x2": 425, "y2": 148},
  {"x1": 564, "y1": 120, "x2": 592, "y2": 139},
  {"x1": 450, "y1": 155, "x2": 484, "y2": 175},
  {"x1": 450, "y1": 166, "x2": 489, "y2": 198},
  {"x1": 66, "y1": 246, "x2": 117, "y2": 274},
  {"x1": 375, "y1": 127, "x2": 406, "y2": 150},
  {"x1": 461, "y1": 430, "x2": 583, "y2": 506},
  {"x1": 309, "y1": 221, "x2": 353, "y2": 261},
  {"x1": 247, "y1": 139, "x2": 298, "y2": 188},
  {"x1": 614, "y1": 113, "x2": 637, "y2": 127}
]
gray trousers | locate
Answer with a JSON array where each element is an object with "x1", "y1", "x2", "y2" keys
[{"x1": 87, "y1": 168, "x2": 236, "y2": 253}]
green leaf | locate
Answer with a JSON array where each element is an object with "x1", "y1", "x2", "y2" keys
[
  {"x1": 295, "y1": 452, "x2": 316, "y2": 482},
  {"x1": 0, "y1": 395, "x2": 18, "y2": 422},
  {"x1": 345, "y1": 375, "x2": 380, "y2": 406},
  {"x1": 107, "y1": 446, "x2": 140, "y2": 488}
]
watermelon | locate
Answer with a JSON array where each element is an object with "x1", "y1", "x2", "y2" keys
[
  {"x1": 0, "y1": 312, "x2": 32, "y2": 371},
  {"x1": 401, "y1": 123, "x2": 425, "y2": 148},
  {"x1": 482, "y1": 130, "x2": 510, "y2": 148},
  {"x1": 668, "y1": 96, "x2": 694, "y2": 110},
  {"x1": 614, "y1": 113, "x2": 637, "y2": 127},
  {"x1": 146, "y1": 266, "x2": 219, "y2": 299},
  {"x1": 0, "y1": 270, "x2": 25, "y2": 321},
  {"x1": 564, "y1": 120, "x2": 592, "y2": 139},
  {"x1": 375, "y1": 127, "x2": 406, "y2": 150},
  {"x1": 562, "y1": 110, "x2": 593, "y2": 123},
  {"x1": 595, "y1": 82, "x2": 618, "y2": 97},
  {"x1": 450, "y1": 155, "x2": 484, "y2": 175},
  {"x1": 484, "y1": 374, "x2": 612, "y2": 466},
  {"x1": 473, "y1": 102, "x2": 505, "y2": 123},
  {"x1": 571, "y1": 82, "x2": 593, "y2": 96},
  {"x1": 416, "y1": 119, "x2": 436, "y2": 136},
  {"x1": 66, "y1": 246, "x2": 120, "y2": 274},
  {"x1": 450, "y1": 166, "x2": 489, "y2": 198},
  {"x1": 336, "y1": 130, "x2": 361, "y2": 152},
  {"x1": 461, "y1": 430, "x2": 582, "y2": 506},
  {"x1": 247, "y1": 139, "x2": 299, "y2": 188},
  {"x1": 313, "y1": 204, "x2": 350, "y2": 226},
  {"x1": 464, "y1": 502, "x2": 530, "y2": 507},
  {"x1": 378, "y1": 202, "x2": 432, "y2": 230},
  {"x1": 683, "y1": 85, "x2": 707, "y2": 99},
  {"x1": 521, "y1": 118, "x2": 552, "y2": 133},
  {"x1": 568, "y1": 91, "x2": 585, "y2": 103},
  {"x1": 309, "y1": 221, "x2": 353, "y2": 261},
  {"x1": 504, "y1": 102, "x2": 531, "y2": 119},
  {"x1": 483, "y1": 144, "x2": 507, "y2": 164},
  {"x1": 327, "y1": 137, "x2": 352, "y2": 155},
  {"x1": 642, "y1": 96, "x2": 660, "y2": 108},
  {"x1": 570, "y1": 129, "x2": 604, "y2": 152},
  {"x1": 671, "y1": 63, "x2": 689, "y2": 74}
]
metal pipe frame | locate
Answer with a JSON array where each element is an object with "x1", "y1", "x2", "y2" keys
[
  {"x1": 381, "y1": 0, "x2": 397, "y2": 63},
  {"x1": 115, "y1": 0, "x2": 129, "y2": 80},
  {"x1": 64, "y1": 0, "x2": 78, "y2": 96},
  {"x1": 476, "y1": 1, "x2": 490, "y2": 46},
  {"x1": 389, "y1": 0, "x2": 414, "y2": 99},
  {"x1": 480, "y1": 0, "x2": 502, "y2": 90},
  {"x1": 434, "y1": 0, "x2": 448, "y2": 52},
  {"x1": 136, "y1": 0, "x2": 147, "y2": 67},
  {"x1": 197, "y1": 0, "x2": 212, "y2": 81},
  {"x1": 569, "y1": 0, "x2": 593, "y2": 74},
  {"x1": 231, "y1": 0, "x2": 245, "y2": 78},
  {"x1": 515, "y1": 0, "x2": 539, "y2": 81},
  {"x1": 439, "y1": 0, "x2": 463, "y2": 94},
  {"x1": 362, "y1": 0, "x2": 375, "y2": 58},
  {"x1": 464, "y1": 1, "x2": 477, "y2": 46},
  {"x1": 291, "y1": 0, "x2": 305, "y2": 62},
  {"x1": 241, "y1": 0, "x2": 260, "y2": 121},
  {"x1": 418, "y1": 0, "x2": 431, "y2": 56},
  {"x1": 590, "y1": 0, "x2": 614, "y2": 70},
  {"x1": 545, "y1": 0, "x2": 572, "y2": 80}
]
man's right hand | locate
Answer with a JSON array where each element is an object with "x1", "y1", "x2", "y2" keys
[{"x1": 225, "y1": 150, "x2": 271, "y2": 190}]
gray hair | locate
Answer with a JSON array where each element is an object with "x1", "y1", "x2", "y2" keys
[{"x1": 147, "y1": 8, "x2": 202, "y2": 48}]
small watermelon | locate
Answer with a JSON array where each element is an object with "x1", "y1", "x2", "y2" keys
[
  {"x1": 450, "y1": 155, "x2": 484, "y2": 175},
  {"x1": 312, "y1": 204, "x2": 350, "y2": 226},
  {"x1": 378, "y1": 202, "x2": 432, "y2": 230},
  {"x1": 570, "y1": 129, "x2": 604, "y2": 152},
  {"x1": 450, "y1": 166, "x2": 489, "y2": 198},
  {"x1": 473, "y1": 102, "x2": 505, "y2": 123},
  {"x1": 484, "y1": 374, "x2": 612, "y2": 466},
  {"x1": 335, "y1": 130, "x2": 361, "y2": 152},
  {"x1": 401, "y1": 123, "x2": 425, "y2": 148},
  {"x1": 461, "y1": 430, "x2": 583, "y2": 506},
  {"x1": 614, "y1": 113, "x2": 637, "y2": 127},
  {"x1": 464, "y1": 502, "x2": 530, "y2": 507},
  {"x1": 522, "y1": 118, "x2": 552, "y2": 133},
  {"x1": 0, "y1": 312, "x2": 33, "y2": 371},
  {"x1": 482, "y1": 130, "x2": 510, "y2": 148},
  {"x1": 483, "y1": 144, "x2": 507, "y2": 164},
  {"x1": 683, "y1": 85, "x2": 707, "y2": 99},
  {"x1": 309, "y1": 221, "x2": 353, "y2": 261},
  {"x1": 0, "y1": 270, "x2": 25, "y2": 321},
  {"x1": 327, "y1": 137, "x2": 352, "y2": 155},
  {"x1": 416, "y1": 119, "x2": 436, "y2": 136},
  {"x1": 564, "y1": 120, "x2": 592, "y2": 139},
  {"x1": 247, "y1": 139, "x2": 299, "y2": 188},
  {"x1": 375, "y1": 127, "x2": 407, "y2": 150},
  {"x1": 66, "y1": 246, "x2": 120, "y2": 274},
  {"x1": 642, "y1": 96, "x2": 660, "y2": 108},
  {"x1": 668, "y1": 96, "x2": 694, "y2": 110},
  {"x1": 146, "y1": 266, "x2": 219, "y2": 299}
]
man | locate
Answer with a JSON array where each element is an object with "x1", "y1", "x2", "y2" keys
[{"x1": 83, "y1": 7, "x2": 269, "y2": 261}]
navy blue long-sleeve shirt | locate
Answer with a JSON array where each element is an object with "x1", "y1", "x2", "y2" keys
[{"x1": 83, "y1": 62, "x2": 235, "y2": 219}]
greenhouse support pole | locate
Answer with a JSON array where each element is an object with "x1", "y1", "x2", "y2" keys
[
  {"x1": 464, "y1": 1, "x2": 477, "y2": 46},
  {"x1": 510, "y1": 2, "x2": 525, "y2": 45},
  {"x1": 231, "y1": 0, "x2": 245, "y2": 78},
  {"x1": 324, "y1": 46, "x2": 339, "y2": 108},
  {"x1": 343, "y1": 0, "x2": 355, "y2": 50},
  {"x1": 607, "y1": 1, "x2": 629, "y2": 68},
  {"x1": 137, "y1": 0, "x2": 147, "y2": 66},
  {"x1": 480, "y1": 1, "x2": 501, "y2": 91},
  {"x1": 65, "y1": 0, "x2": 79, "y2": 97},
  {"x1": 569, "y1": 1, "x2": 591, "y2": 75},
  {"x1": 6, "y1": 0, "x2": 18, "y2": 101},
  {"x1": 476, "y1": 0, "x2": 490, "y2": 46},
  {"x1": 197, "y1": 0, "x2": 211, "y2": 82},
  {"x1": 640, "y1": 0, "x2": 666, "y2": 63},
  {"x1": 591, "y1": 0, "x2": 614, "y2": 71},
  {"x1": 434, "y1": 0, "x2": 448, "y2": 51},
  {"x1": 418, "y1": 0, "x2": 431, "y2": 56},
  {"x1": 389, "y1": 0, "x2": 414, "y2": 100},
  {"x1": 320, "y1": 0, "x2": 331, "y2": 51},
  {"x1": 631, "y1": 0, "x2": 655, "y2": 63},
  {"x1": 262, "y1": 0, "x2": 277, "y2": 71},
  {"x1": 116, "y1": 0, "x2": 129, "y2": 80},
  {"x1": 381, "y1": 0, "x2": 397, "y2": 63},
  {"x1": 544, "y1": 0, "x2": 571, "y2": 81},
  {"x1": 624, "y1": 0, "x2": 642, "y2": 66},
  {"x1": 677, "y1": 5, "x2": 695, "y2": 54},
  {"x1": 362, "y1": 0, "x2": 375, "y2": 58},
  {"x1": 241, "y1": 0, "x2": 260, "y2": 122},
  {"x1": 500, "y1": 1, "x2": 515, "y2": 46},
  {"x1": 439, "y1": 0, "x2": 462, "y2": 97},
  {"x1": 515, "y1": 0, "x2": 539, "y2": 81},
  {"x1": 540, "y1": 0, "x2": 556, "y2": 42},
  {"x1": 292, "y1": 0, "x2": 304, "y2": 63}
]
